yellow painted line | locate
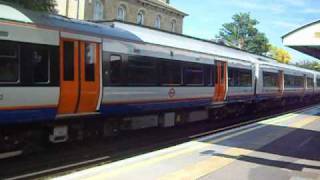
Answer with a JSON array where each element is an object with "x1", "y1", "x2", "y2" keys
[
  {"x1": 290, "y1": 116, "x2": 319, "y2": 128},
  {"x1": 83, "y1": 142, "x2": 212, "y2": 180},
  {"x1": 81, "y1": 111, "x2": 301, "y2": 179},
  {"x1": 259, "y1": 113, "x2": 299, "y2": 125},
  {"x1": 59, "y1": 106, "x2": 320, "y2": 180},
  {"x1": 158, "y1": 116, "x2": 320, "y2": 180},
  {"x1": 209, "y1": 113, "x2": 300, "y2": 144},
  {"x1": 159, "y1": 147, "x2": 252, "y2": 180}
]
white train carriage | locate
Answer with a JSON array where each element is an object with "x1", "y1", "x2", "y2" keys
[
  {"x1": 0, "y1": 3, "x2": 142, "y2": 124},
  {"x1": 1, "y1": 2, "x2": 320, "y2": 149}
]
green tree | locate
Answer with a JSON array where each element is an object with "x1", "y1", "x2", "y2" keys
[
  {"x1": 216, "y1": 13, "x2": 270, "y2": 55},
  {"x1": 268, "y1": 46, "x2": 291, "y2": 64},
  {"x1": 296, "y1": 60, "x2": 320, "y2": 71},
  {"x1": 1, "y1": 0, "x2": 57, "y2": 13}
]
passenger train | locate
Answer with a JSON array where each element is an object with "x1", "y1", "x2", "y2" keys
[{"x1": 0, "y1": 3, "x2": 319, "y2": 153}]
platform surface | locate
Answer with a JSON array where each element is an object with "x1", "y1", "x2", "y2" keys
[{"x1": 55, "y1": 106, "x2": 320, "y2": 180}]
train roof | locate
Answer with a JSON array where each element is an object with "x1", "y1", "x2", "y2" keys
[
  {"x1": 0, "y1": 3, "x2": 319, "y2": 75},
  {"x1": 102, "y1": 21, "x2": 320, "y2": 75},
  {"x1": 0, "y1": 3, "x2": 143, "y2": 43},
  {"x1": 102, "y1": 21, "x2": 260, "y2": 63}
]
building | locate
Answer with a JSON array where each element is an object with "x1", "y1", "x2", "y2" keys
[
  {"x1": 283, "y1": 20, "x2": 320, "y2": 59},
  {"x1": 55, "y1": 0, "x2": 187, "y2": 33}
]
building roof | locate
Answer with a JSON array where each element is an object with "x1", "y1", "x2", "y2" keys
[{"x1": 282, "y1": 19, "x2": 320, "y2": 59}]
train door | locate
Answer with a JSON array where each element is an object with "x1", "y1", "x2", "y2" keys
[
  {"x1": 58, "y1": 39, "x2": 101, "y2": 114},
  {"x1": 214, "y1": 61, "x2": 227, "y2": 102}
]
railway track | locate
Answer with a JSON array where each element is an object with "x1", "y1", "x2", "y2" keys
[{"x1": 1, "y1": 103, "x2": 318, "y2": 180}]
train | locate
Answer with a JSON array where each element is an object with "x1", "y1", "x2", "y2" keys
[{"x1": 0, "y1": 3, "x2": 319, "y2": 155}]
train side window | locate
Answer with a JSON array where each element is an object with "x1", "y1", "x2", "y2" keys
[
  {"x1": 85, "y1": 43, "x2": 96, "y2": 81},
  {"x1": 204, "y1": 65, "x2": 213, "y2": 86},
  {"x1": 284, "y1": 74, "x2": 294, "y2": 87},
  {"x1": 228, "y1": 67, "x2": 237, "y2": 87},
  {"x1": 214, "y1": 65, "x2": 218, "y2": 84},
  {"x1": 294, "y1": 76, "x2": 304, "y2": 87},
  {"x1": 183, "y1": 63, "x2": 204, "y2": 85},
  {"x1": 31, "y1": 46, "x2": 50, "y2": 83},
  {"x1": 63, "y1": 42, "x2": 74, "y2": 81},
  {"x1": 307, "y1": 77, "x2": 314, "y2": 88},
  {"x1": 161, "y1": 60, "x2": 181, "y2": 85},
  {"x1": 317, "y1": 78, "x2": 320, "y2": 87},
  {"x1": 0, "y1": 41, "x2": 19, "y2": 83},
  {"x1": 127, "y1": 56, "x2": 158, "y2": 85},
  {"x1": 285, "y1": 74, "x2": 304, "y2": 88},
  {"x1": 228, "y1": 67, "x2": 252, "y2": 87},
  {"x1": 239, "y1": 69, "x2": 252, "y2": 87},
  {"x1": 263, "y1": 71, "x2": 278, "y2": 87},
  {"x1": 109, "y1": 55, "x2": 122, "y2": 85}
]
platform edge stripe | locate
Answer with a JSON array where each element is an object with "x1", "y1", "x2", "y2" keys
[
  {"x1": 75, "y1": 143, "x2": 212, "y2": 180},
  {"x1": 199, "y1": 113, "x2": 297, "y2": 143},
  {"x1": 158, "y1": 147, "x2": 252, "y2": 180}
]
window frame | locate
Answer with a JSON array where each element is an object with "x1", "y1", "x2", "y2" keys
[
  {"x1": 136, "y1": 10, "x2": 145, "y2": 25},
  {"x1": 171, "y1": 19, "x2": 177, "y2": 32},
  {"x1": 262, "y1": 71, "x2": 278, "y2": 88},
  {"x1": 117, "y1": 5, "x2": 126, "y2": 21},
  {"x1": 0, "y1": 42, "x2": 20, "y2": 84},
  {"x1": 32, "y1": 46, "x2": 51, "y2": 84},
  {"x1": 183, "y1": 63, "x2": 204, "y2": 86},
  {"x1": 307, "y1": 77, "x2": 314, "y2": 88},
  {"x1": 284, "y1": 74, "x2": 304, "y2": 88},
  {"x1": 93, "y1": 0, "x2": 104, "y2": 20},
  {"x1": 155, "y1": 15, "x2": 161, "y2": 29},
  {"x1": 126, "y1": 56, "x2": 159, "y2": 86},
  {"x1": 228, "y1": 67, "x2": 252, "y2": 87},
  {"x1": 84, "y1": 42, "x2": 96, "y2": 82},
  {"x1": 160, "y1": 59, "x2": 182, "y2": 86}
]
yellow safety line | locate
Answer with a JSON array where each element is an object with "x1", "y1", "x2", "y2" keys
[
  {"x1": 83, "y1": 142, "x2": 212, "y2": 180},
  {"x1": 290, "y1": 116, "x2": 319, "y2": 128},
  {"x1": 159, "y1": 115, "x2": 320, "y2": 180},
  {"x1": 63, "y1": 107, "x2": 319, "y2": 180},
  {"x1": 158, "y1": 147, "x2": 252, "y2": 180}
]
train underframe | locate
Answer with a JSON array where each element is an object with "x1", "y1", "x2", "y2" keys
[{"x1": 1, "y1": 95, "x2": 320, "y2": 158}]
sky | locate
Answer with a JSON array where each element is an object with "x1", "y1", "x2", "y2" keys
[{"x1": 171, "y1": 0, "x2": 320, "y2": 63}]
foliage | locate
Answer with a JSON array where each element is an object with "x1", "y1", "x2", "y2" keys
[
  {"x1": 268, "y1": 46, "x2": 291, "y2": 64},
  {"x1": 296, "y1": 60, "x2": 320, "y2": 71},
  {"x1": 1, "y1": 0, "x2": 57, "y2": 13},
  {"x1": 216, "y1": 12, "x2": 270, "y2": 55}
]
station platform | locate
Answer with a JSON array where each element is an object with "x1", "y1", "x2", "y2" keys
[{"x1": 55, "y1": 106, "x2": 320, "y2": 180}]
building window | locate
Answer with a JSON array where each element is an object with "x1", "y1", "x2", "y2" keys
[
  {"x1": 136, "y1": 10, "x2": 145, "y2": 25},
  {"x1": 171, "y1": 19, "x2": 176, "y2": 32},
  {"x1": 117, "y1": 5, "x2": 126, "y2": 21},
  {"x1": 93, "y1": 0, "x2": 104, "y2": 20},
  {"x1": 155, "y1": 15, "x2": 161, "y2": 29}
]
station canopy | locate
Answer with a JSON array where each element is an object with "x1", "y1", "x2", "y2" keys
[{"x1": 283, "y1": 20, "x2": 320, "y2": 59}]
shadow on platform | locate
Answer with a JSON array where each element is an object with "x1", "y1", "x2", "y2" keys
[{"x1": 200, "y1": 122, "x2": 320, "y2": 162}]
